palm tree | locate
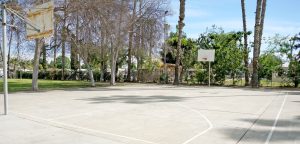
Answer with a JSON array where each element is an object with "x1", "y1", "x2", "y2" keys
[
  {"x1": 252, "y1": 0, "x2": 267, "y2": 88},
  {"x1": 174, "y1": 0, "x2": 186, "y2": 85},
  {"x1": 241, "y1": 0, "x2": 249, "y2": 86}
]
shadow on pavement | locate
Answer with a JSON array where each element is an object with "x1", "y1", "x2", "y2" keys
[
  {"x1": 76, "y1": 94, "x2": 278, "y2": 105},
  {"x1": 221, "y1": 117, "x2": 300, "y2": 143},
  {"x1": 287, "y1": 91, "x2": 300, "y2": 95},
  {"x1": 76, "y1": 95, "x2": 192, "y2": 104},
  {"x1": 240, "y1": 118, "x2": 300, "y2": 127}
]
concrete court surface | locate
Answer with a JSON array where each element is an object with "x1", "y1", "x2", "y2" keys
[{"x1": 0, "y1": 85, "x2": 299, "y2": 144}]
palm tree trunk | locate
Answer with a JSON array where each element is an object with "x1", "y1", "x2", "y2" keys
[
  {"x1": 174, "y1": 0, "x2": 186, "y2": 85},
  {"x1": 252, "y1": 0, "x2": 267, "y2": 88},
  {"x1": 241, "y1": 0, "x2": 250, "y2": 86}
]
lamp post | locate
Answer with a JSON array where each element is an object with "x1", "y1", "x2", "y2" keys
[{"x1": 163, "y1": 10, "x2": 168, "y2": 84}]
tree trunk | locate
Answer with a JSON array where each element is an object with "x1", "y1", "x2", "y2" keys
[
  {"x1": 180, "y1": 67, "x2": 184, "y2": 83},
  {"x1": 110, "y1": 40, "x2": 116, "y2": 85},
  {"x1": 174, "y1": 0, "x2": 186, "y2": 85},
  {"x1": 61, "y1": 26, "x2": 66, "y2": 80},
  {"x1": 42, "y1": 44, "x2": 47, "y2": 71},
  {"x1": 110, "y1": 0, "x2": 125, "y2": 85},
  {"x1": 7, "y1": 15, "x2": 14, "y2": 78},
  {"x1": 101, "y1": 29, "x2": 110, "y2": 82},
  {"x1": 127, "y1": 0, "x2": 137, "y2": 82},
  {"x1": 259, "y1": 0, "x2": 267, "y2": 47},
  {"x1": 88, "y1": 67, "x2": 95, "y2": 87},
  {"x1": 241, "y1": 0, "x2": 250, "y2": 86},
  {"x1": 252, "y1": 0, "x2": 263, "y2": 88},
  {"x1": 32, "y1": 39, "x2": 43, "y2": 91},
  {"x1": 82, "y1": 58, "x2": 95, "y2": 87},
  {"x1": 7, "y1": 31, "x2": 12, "y2": 78},
  {"x1": 53, "y1": 22, "x2": 58, "y2": 70},
  {"x1": 61, "y1": 0, "x2": 67, "y2": 80}
]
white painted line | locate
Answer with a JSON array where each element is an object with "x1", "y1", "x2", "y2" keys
[
  {"x1": 264, "y1": 92, "x2": 288, "y2": 144},
  {"x1": 11, "y1": 112, "x2": 159, "y2": 144},
  {"x1": 175, "y1": 103, "x2": 213, "y2": 144}
]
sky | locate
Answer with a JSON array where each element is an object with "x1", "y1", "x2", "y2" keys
[{"x1": 168, "y1": 0, "x2": 300, "y2": 40}]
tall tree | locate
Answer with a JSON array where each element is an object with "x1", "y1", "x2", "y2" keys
[
  {"x1": 126, "y1": 0, "x2": 137, "y2": 82},
  {"x1": 174, "y1": 0, "x2": 186, "y2": 85},
  {"x1": 252, "y1": 0, "x2": 267, "y2": 88},
  {"x1": 32, "y1": 39, "x2": 43, "y2": 91},
  {"x1": 61, "y1": 0, "x2": 68, "y2": 80},
  {"x1": 241, "y1": 0, "x2": 250, "y2": 86}
]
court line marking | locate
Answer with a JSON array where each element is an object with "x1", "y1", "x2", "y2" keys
[
  {"x1": 175, "y1": 103, "x2": 213, "y2": 144},
  {"x1": 236, "y1": 92, "x2": 282, "y2": 144},
  {"x1": 11, "y1": 111, "x2": 159, "y2": 144},
  {"x1": 264, "y1": 92, "x2": 288, "y2": 144}
]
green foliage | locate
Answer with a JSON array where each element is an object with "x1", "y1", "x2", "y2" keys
[
  {"x1": 288, "y1": 60, "x2": 300, "y2": 87},
  {"x1": 163, "y1": 32, "x2": 191, "y2": 64},
  {"x1": 258, "y1": 53, "x2": 282, "y2": 80},
  {"x1": 268, "y1": 33, "x2": 300, "y2": 87},
  {"x1": 164, "y1": 32, "x2": 198, "y2": 83},
  {"x1": 160, "y1": 73, "x2": 169, "y2": 83},
  {"x1": 143, "y1": 57, "x2": 160, "y2": 71},
  {"x1": 196, "y1": 26, "x2": 244, "y2": 84},
  {"x1": 50, "y1": 56, "x2": 71, "y2": 69}
]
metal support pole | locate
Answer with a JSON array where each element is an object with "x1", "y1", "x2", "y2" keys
[
  {"x1": 2, "y1": 4, "x2": 8, "y2": 115},
  {"x1": 208, "y1": 61, "x2": 211, "y2": 87}
]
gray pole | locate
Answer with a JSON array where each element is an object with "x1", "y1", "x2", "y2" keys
[
  {"x1": 2, "y1": 4, "x2": 8, "y2": 115},
  {"x1": 208, "y1": 61, "x2": 211, "y2": 87}
]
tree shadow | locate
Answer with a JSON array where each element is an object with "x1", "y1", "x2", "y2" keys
[
  {"x1": 64, "y1": 87, "x2": 123, "y2": 92},
  {"x1": 240, "y1": 118, "x2": 300, "y2": 127},
  {"x1": 222, "y1": 128, "x2": 300, "y2": 142},
  {"x1": 76, "y1": 94, "x2": 278, "y2": 105},
  {"x1": 287, "y1": 91, "x2": 300, "y2": 95},
  {"x1": 221, "y1": 117, "x2": 300, "y2": 143},
  {"x1": 77, "y1": 95, "x2": 192, "y2": 104}
]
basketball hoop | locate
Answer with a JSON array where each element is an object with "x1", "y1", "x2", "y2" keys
[
  {"x1": 197, "y1": 49, "x2": 215, "y2": 87},
  {"x1": 26, "y1": 1, "x2": 54, "y2": 40}
]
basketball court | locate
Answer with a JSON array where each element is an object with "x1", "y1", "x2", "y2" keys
[{"x1": 0, "y1": 85, "x2": 299, "y2": 144}]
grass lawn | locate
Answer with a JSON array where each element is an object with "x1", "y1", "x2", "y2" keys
[{"x1": 0, "y1": 79, "x2": 111, "y2": 93}]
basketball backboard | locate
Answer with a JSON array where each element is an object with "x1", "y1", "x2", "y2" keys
[
  {"x1": 198, "y1": 49, "x2": 215, "y2": 62},
  {"x1": 26, "y1": 1, "x2": 54, "y2": 40}
]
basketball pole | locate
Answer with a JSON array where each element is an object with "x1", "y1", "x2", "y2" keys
[
  {"x1": 1, "y1": 3, "x2": 42, "y2": 115},
  {"x1": 2, "y1": 3, "x2": 8, "y2": 115},
  {"x1": 208, "y1": 61, "x2": 211, "y2": 87}
]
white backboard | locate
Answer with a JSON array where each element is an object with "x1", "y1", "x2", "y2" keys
[
  {"x1": 26, "y1": 1, "x2": 54, "y2": 40},
  {"x1": 198, "y1": 49, "x2": 215, "y2": 62}
]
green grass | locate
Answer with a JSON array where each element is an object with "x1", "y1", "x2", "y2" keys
[{"x1": 0, "y1": 79, "x2": 111, "y2": 93}]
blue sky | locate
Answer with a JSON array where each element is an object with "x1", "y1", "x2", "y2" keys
[{"x1": 168, "y1": 0, "x2": 300, "y2": 39}]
